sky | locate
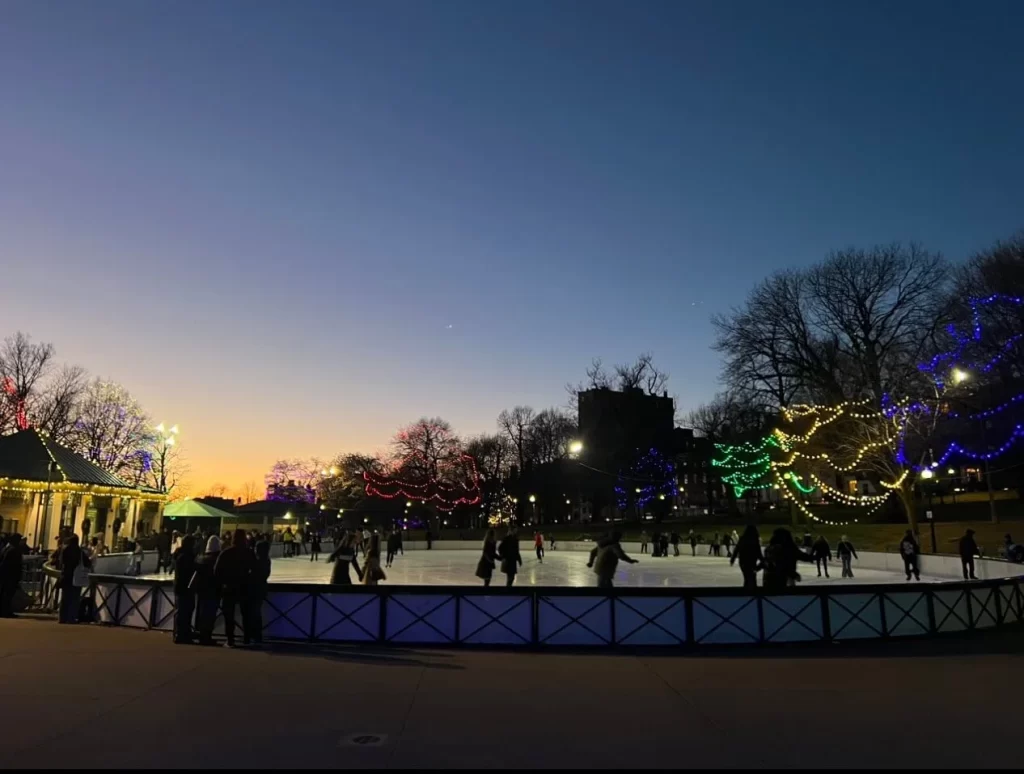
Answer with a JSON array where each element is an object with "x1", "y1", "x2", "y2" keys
[{"x1": 2, "y1": 0, "x2": 1024, "y2": 496}]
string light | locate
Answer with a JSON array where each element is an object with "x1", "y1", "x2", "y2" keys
[
  {"x1": 713, "y1": 436, "x2": 776, "y2": 497},
  {"x1": 364, "y1": 449, "x2": 482, "y2": 512}
]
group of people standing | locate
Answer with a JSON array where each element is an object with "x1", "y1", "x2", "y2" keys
[
  {"x1": 640, "y1": 529, "x2": 740, "y2": 558},
  {"x1": 171, "y1": 529, "x2": 272, "y2": 648}
]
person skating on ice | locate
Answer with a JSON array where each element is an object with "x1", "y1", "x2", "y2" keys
[
  {"x1": 812, "y1": 534, "x2": 832, "y2": 578},
  {"x1": 836, "y1": 535, "x2": 858, "y2": 578}
]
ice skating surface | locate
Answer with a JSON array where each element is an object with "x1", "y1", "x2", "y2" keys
[{"x1": 147, "y1": 548, "x2": 941, "y2": 587}]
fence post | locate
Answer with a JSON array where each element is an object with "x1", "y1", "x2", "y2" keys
[
  {"x1": 113, "y1": 581, "x2": 122, "y2": 626},
  {"x1": 532, "y1": 590, "x2": 539, "y2": 645},
  {"x1": 877, "y1": 592, "x2": 889, "y2": 638},
  {"x1": 309, "y1": 592, "x2": 318, "y2": 642},
  {"x1": 453, "y1": 591, "x2": 461, "y2": 644},
  {"x1": 378, "y1": 590, "x2": 387, "y2": 644},
  {"x1": 820, "y1": 591, "x2": 832, "y2": 643},
  {"x1": 684, "y1": 594, "x2": 694, "y2": 645}
]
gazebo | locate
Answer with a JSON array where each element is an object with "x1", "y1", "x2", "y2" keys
[
  {"x1": 0, "y1": 428, "x2": 168, "y2": 550},
  {"x1": 162, "y1": 499, "x2": 235, "y2": 535}
]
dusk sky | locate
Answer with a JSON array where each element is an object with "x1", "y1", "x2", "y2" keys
[{"x1": 3, "y1": 1, "x2": 1023, "y2": 495}]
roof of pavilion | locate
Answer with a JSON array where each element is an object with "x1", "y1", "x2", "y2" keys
[{"x1": 0, "y1": 429, "x2": 168, "y2": 500}]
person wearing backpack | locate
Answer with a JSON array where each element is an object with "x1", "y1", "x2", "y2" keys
[
  {"x1": 836, "y1": 535, "x2": 859, "y2": 578},
  {"x1": 899, "y1": 530, "x2": 921, "y2": 581},
  {"x1": 592, "y1": 531, "x2": 638, "y2": 588}
]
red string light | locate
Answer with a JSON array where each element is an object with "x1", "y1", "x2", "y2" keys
[
  {"x1": 364, "y1": 451, "x2": 482, "y2": 512},
  {"x1": 2, "y1": 377, "x2": 29, "y2": 431}
]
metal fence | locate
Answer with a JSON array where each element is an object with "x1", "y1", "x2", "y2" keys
[{"x1": 88, "y1": 574, "x2": 1024, "y2": 647}]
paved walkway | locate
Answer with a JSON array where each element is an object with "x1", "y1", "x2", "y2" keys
[{"x1": 2, "y1": 619, "x2": 1019, "y2": 768}]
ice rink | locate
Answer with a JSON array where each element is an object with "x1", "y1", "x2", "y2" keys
[{"x1": 150, "y1": 548, "x2": 943, "y2": 587}]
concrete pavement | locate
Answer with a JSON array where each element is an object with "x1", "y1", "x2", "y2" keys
[{"x1": 1, "y1": 619, "x2": 1020, "y2": 768}]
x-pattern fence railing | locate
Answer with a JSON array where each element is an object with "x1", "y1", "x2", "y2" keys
[{"x1": 87, "y1": 574, "x2": 1024, "y2": 648}]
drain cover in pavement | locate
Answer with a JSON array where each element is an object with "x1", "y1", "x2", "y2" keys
[{"x1": 339, "y1": 733, "x2": 389, "y2": 748}]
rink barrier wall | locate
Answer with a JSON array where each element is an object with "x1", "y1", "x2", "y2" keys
[{"x1": 88, "y1": 572, "x2": 1024, "y2": 648}]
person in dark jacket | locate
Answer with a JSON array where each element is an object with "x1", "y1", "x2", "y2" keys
[
  {"x1": 722, "y1": 531, "x2": 734, "y2": 559},
  {"x1": 640, "y1": 530, "x2": 649, "y2": 555},
  {"x1": 193, "y1": 535, "x2": 222, "y2": 645},
  {"x1": 811, "y1": 535, "x2": 832, "y2": 578},
  {"x1": 156, "y1": 527, "x2": 173, "y2": 575},
  {"x1": 592, "y1": 531, "x2": 638, "y2": 588},
  {"x1": 730, "y1": 525, "x2": 764, "y2": 589},
  {"x1": 660, "y1": 532, "x2": 670, "y2": 557},
  {"x1": 58, "y1": 534, "x2": 88, "y2": 624},
  {"x1": 670, "y1": 532, "x2": 681, "y2": 557},
  {"x1": 959, "y1": 529, "x2": 980, "y2": 580},
  {"x1": 497, "y1": 529, "x2": 522, "y2": 587},
  {"x1": 651, "y1": 531, "x2": 662, "y2": 557},
  {"x1": 309, "y1": 532, "x2": 321, "y2": 562},
  {"x1": 172, "y1": 535, "x2": 197, "y2": 644},
  {"x1": 386, "y1": 530, "x2": 400, "y2": 568},
  {"x1": 247, "y1": 540, "x2": 271, "y2": 645},
  {"x1": 836, "y1": 535, "x2": 859, "y2": 578},
  {"x1": 899, "y1": 530, "x2": 921, "y2": 581},
  {"x1": 0, "y1": 533, "x2": 24, "y2": 618},
  {"x1": 328, "y1": 534, "x2": 362, "y2": 585},
  {"x1": 475, "y1": 529, "x2": 499, "y2": 586},
  {"x1": 688, "y1": 530, "x2": 698, "y2": 557},
  {"x1": 762, "y1": 528, "x2": 813, "y2": 591},
  {"x1": 214, "y1": 529, "x2": 257, "y2": 647}
]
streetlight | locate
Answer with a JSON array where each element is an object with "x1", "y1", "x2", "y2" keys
[
  {"x1": 569, "y1": 440, "x2": 583, "y2": 457},
  {"x1": 920, "y1": 469, "x2": 934, "y2": 480},
  {"x1": 153, "y1": 422, "x2": 180, "y2": 494},
  {"x1": 952, "y1": 368, "x2": 970, "y2": 385},
  {"x1": 529, "y1": 494, "x2": 536, "y2": 524}
]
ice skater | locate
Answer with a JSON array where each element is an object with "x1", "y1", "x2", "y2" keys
[
  {"x1": 959, "y1": 528, "x2": 980, "y2": 580},
  {"x1": 730, "y1": 525, "x2": 763, "y2": 589},
  {"x1": 534, "y1": 531, "x2": 545, "y2": 563},
  {"x1": 475, "y1": 529, "x2": 499, "y2": 586},
  {"x1": 591, "y1": 531, "x2": 638, "y2": 589},
  {"x1": 310, "y1": 532, "x2": 321, "y2": 562},
  {"x1": 498, "y1": 529, "x2": 522, "y2": 587},
  {"x1": 709, "y1": 533, "x2": 721, "y2": 557},
  {"x1": 386, "y1": 529, "x2": 401, "y2": 568},
  {"x1": 361, "y1": 534, "x2": 385, "y2": 586},
  {"x1": 328, "y1": 534, "x2": 362, "y2": 585},
  {"x1": 812, "y1": 534, "x2": 832, "y2": 578},
  {"x1": 836, "y1": 535, "x2": 858, "y2": 578},
  {"x1": 722, "y1": 531, "x2": 733, "y2": 559},
  {"x1": 900, "y1": 530, "x2": 921, "y2": 581},
  {"x1": 688, "y1": 530, "x2": 698, "y2": 557},
  {"x1": 549, "y1": 534, "x2": 557, "y2": 551},
  {"x1": 670, "y1": 532, "x2": 680, "y2": 556},
  {"x1": 640, "y1": 530, "x2": 649, "y2": 554},
  {"x1": 762, "y1": 528, "x2": 813, "y2": 591},
  {"x1": 660, "y1": 533, "x2": 669, "y2": 558}
]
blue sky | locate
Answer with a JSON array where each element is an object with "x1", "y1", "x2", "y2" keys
[{"x1": 2, "y1": 0, "x2": 1023, "y2": 491}]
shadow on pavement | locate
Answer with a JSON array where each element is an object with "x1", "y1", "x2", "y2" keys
[{"x1": 258, "y1": 641, "x2": 465, "y2": 669}]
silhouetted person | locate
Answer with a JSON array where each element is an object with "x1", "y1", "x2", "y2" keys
[
  {"x1": 59, "y1": 535, "x2": 89, "y2": 624},
  {"x1": 248, "y1": 540, "x2": 271, "y2": 645},
  {"x1": 660, "y1": 533, "x2": 669, "y2": 557},
  {"x1": 475, "y1": 529, "x2": 499, "y2": 586},
  {"x1": 812, "y1": 535, "x2": 832, "y2": 578},
  {"x1": 651, "y1": 531, "x2": 661, "y2": 557},
  {"x1": 386, "y1": 530, "x2": 400, "y2": 568},
  {"x1": 214, "y1": 529, "x2": 256, "y2": 647},
  {"x1": 192, "y1": 535, "x2": 221, "y2": 645},
  {"x1": 328, "y1": 534, "x2": 362, "y2": 585},
  {"x1": 802, "y1": 531, "x2": 813, "y2": 550},
  {"x1": 959, "y1": 529, "x2": 980, "y2": 580},
  {"x1": 156, "y1": 527, "x2": 172, "y2": 574},
  {"x1": 534, "y1": 531, "x2": 545, "y2": 562},
  {"x1": 172, "y1": 534, "x2": 197, "y2": 644},
  {"x1": 310, "y1": 532, "x2": 321, "y2": 562},
  {"x1": 900, "y1": 530, "x2": 921, "y2": 581},
  {"x1": 640, "y1": 530, "x2": 649, "y2": 554},
  {"x1": 836, "y1": 535, "x2": 859, "y2": 578},
  {"x1": 591, "y1": 531, "x2": 638, "y2": 588},
  {"x1": 362, "y1": 534, "x2": 385, "y2": 586},
  {"x1": 709, "y1": 532, "x2": 721, "y2": 557},
  {"x1": 730, "y1": 525, "x2": 763, "y2": 589},
  {"x1": 722, "y1": 531, "x2": 734, "y2": 559},
  {"x1": 670, "y1": 532, "x2": 680, "y2": 556},
  {"x1": 688, "y1": 530, "x2": 698, "y2": 556},
  {"x1": 425, "y1": 529, "x2": 433, "y2": 550},
  {"x1": 498, "y1": 529, "x2": 522, "y2": 587},
  {"x1": 0, "y1": 532, "x2": 24, "y2": 618},
  {"x1": 762, "y1": 528, "x2": 813, "y2": 591}
]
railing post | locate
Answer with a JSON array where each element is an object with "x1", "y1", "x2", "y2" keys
[
  {"x1": 532, "y1": 590, "x2": 539, "y2": 646},
  {"x1": 993, "y1": 584, "x2": 1003, "y2": 627},
  {"x1": 609, "y1": 589, "x2": 616, "y2": 645},
  {"x1": 309, "y1": 592, "x2": 318, "y2": 643},
  {"x1": 756, "y1": 594, "x2": 765, "y2": 644},
  {"x1": 453, "y1": 591, "x2": 461, "y2": 644},
  {"x1": 684, "y1": 593, "x2": 694, "y2": 646},
  {"x1": 113, "y1": 581, "x2": 122, "y2": 626},
  {"x1": 148, "y1": 586, "x2": 158, "y2": 630},
  {"x1": 926, "y1": 588, "x2": 937, "y2": 633},
  {"x1": 877, "y1": 592, "x2": 888, "y2": 638},
  {"x1": 964, "y1": 585, "x2": 975, "y2": 630},
  {"x1": 820, "y1": 591, "x2": 832, "y2": 643},
  {"x1": 378, "y1": 590, "x2": 387, "y2": 644}
]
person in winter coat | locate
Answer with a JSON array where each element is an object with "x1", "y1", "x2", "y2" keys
[
  {"x1": 310, "y1": 532, "x2": 322, "y2": 562},
  {"x1": 59, "y1": 534, "x2": 89, "y2": 624},
  {"x1": 592, "y1": 531, "x2": 638, "y2": 588},
  {"x1": 156, "y1": 527, "x2": 173, "y2": 574},
  {"x1": 670, "y1": 532, "x2": 681, "y2": 557},
  {"x1": 722, "y1": 531, "x2": 734, "y2": 559},
  {"x1": 172, "y1": 535, "x2": 197, "y2": 644},
  {"x1": 534, "y1": 531, "x2": 545, "y2": 563},
  {"x1": 640, "y1": 530, "x2": 649, "y2": 554},
  {"x1": 651, "y1": 531, "x2": 662, "y2": 557},
  {"x1": 475, "y1": 529, "x2": 499, "y2": 586},
  {"x1": 899, "y1": 530, "x2": 921, "y2": 581},
  {"x1": 959, "y1": 529, "x2": 980, "y2": 580},
  {"x1": 214, "y1": 529, "x2": 256, "y2": 647},
  {"x1": 385, "y1": 530, "x2": 400, "y2": 568},
  {"x1": 328, "y1": 534, "x2": 362, "y2": 584},
  {"x1": 497, "y1": 529, "x2": 522, "y2": 587},
  {"x1": 836, "y1": 535, "x2": 859, "y2": 578},
  {"x1": 730, "y1": 525, "x2": 764, "y2": 589},
  {"x1": 811, "y1": 535, "x2": 832, "y2": 578},
  {"x1": 0, "y1": 533, "x2": 24, "y2": 618},
  {"x1": 362, "y1": 534, "x2": 386, "y2": 586},
  {"x1": 659, "y1": 532, "x2": 669, "y2": 557},
  {"x1": 761, "y1": 528, "x2": 813, "y2": 591},
  {"x1": 688, "y1": 530, "x2": 698, "y2": 557},
  {"x1": 192, "y1": 535, "x2": 222, "y2": 645},
  {"x1": 709, "y1": 533, "x2": 722, "y2": 557},
  {"x1": 248, "y1": 540, "x2": 272, "y2": 645},
  {"x1": 282, "y1": 527, "x2": 295, "y2": 558}
]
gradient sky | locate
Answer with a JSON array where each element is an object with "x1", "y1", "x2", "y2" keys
[{"x1": 3, "y1": 0, "x2": 1023, "y2": 495}]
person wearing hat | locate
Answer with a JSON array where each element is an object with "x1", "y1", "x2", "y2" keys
[
  {"x1": 192, "y1": 535, "x2": 223, "y2": 645},
  {"x1": 958, "y1": 529, "x2": 980, "y2": 580}
]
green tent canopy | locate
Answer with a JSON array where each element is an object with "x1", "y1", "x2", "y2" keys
[{"x1": 162, "y1": 499, "x2": 235, "y2": 522}]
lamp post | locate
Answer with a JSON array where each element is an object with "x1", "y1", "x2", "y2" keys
[
  {"x1": 153, "y1": 423, "x2": 179, "y2": 494},
  {"x1": 528, "y1": 494, "x2": 536, "y2": 525}
]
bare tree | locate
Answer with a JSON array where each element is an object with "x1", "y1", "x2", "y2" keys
[
  {"x1": 239, "y1": 480, "x2": 261, "y2": 504},
  {"x1": 613, "y1": 352, "x2": 669, "y2": 395},
  {"x1": 66, "y1": 379, "x2": 154, "y2": 480},
  {"x1": 206, "y1": 483, "x2": 229, "y2": 498},
  {"x1": 565, "y1": 358, "x2": 612, "y2": 415},
  {"x1": 318, "y1": 453, "x2": 383, "y2": 510},
  {"x1": 464, "y1": 433, "x2": 513, "y2": 483},
  {"x1": 391, "y1": 418, "x2": 462, "y2": 482},
  {"x1": 527, "y1": 408, "x2": 576, "y2": 463},
  {"x1": 33, "y1": 364, "x2": 87, "y2": 444},
  {"x1": 498, "y1": 406, "x2": 535, "y2": 472},
  {"x1": 0, "y1": 332, "x2": 55, "y2": 433}
]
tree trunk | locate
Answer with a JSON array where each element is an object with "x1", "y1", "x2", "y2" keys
[{"x1": 897, "y1": 485, "x2": 918, "y2": 534}]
